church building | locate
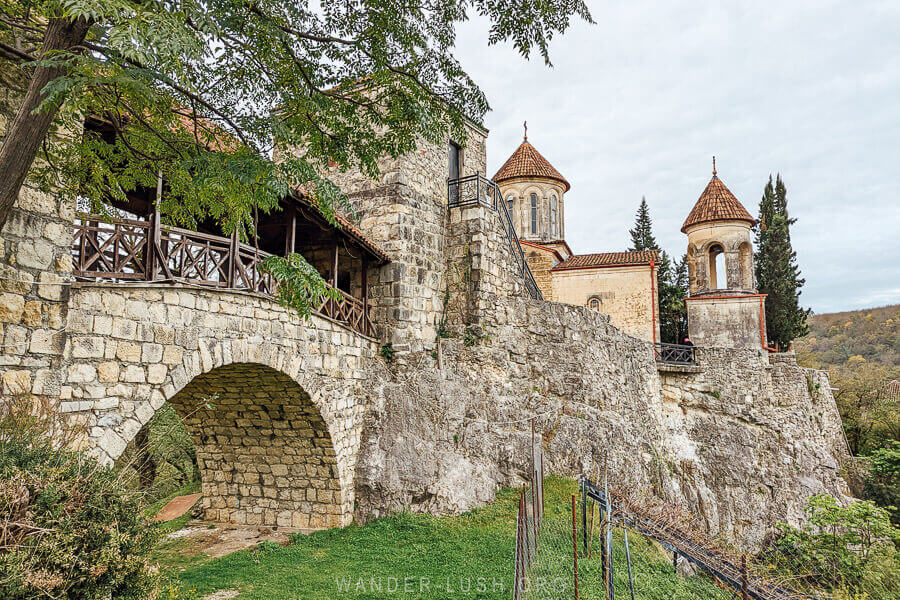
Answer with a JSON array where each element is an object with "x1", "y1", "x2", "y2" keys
[{"x1": 492, "y1": 130, "x2": 662, "y2": 343}]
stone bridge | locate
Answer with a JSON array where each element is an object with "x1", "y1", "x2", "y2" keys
[{"x1": 61, "y1": 283, "x2": 377, "y2": 529}]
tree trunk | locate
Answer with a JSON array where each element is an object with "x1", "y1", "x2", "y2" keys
[
  {"x1": 135, "y1": 426, "x2": 157, "y2": 490},
  {"x1": 0, "y1": 17, "x2": 91, "y2": 232}
]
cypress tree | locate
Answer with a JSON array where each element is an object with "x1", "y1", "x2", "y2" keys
[
  {"x1": 754, "y1": 175, "x2": 811, "y2": 349},
  {"x1": 629, "y1": 196, "x2": 657, "y2": 251},
  {"x1": 627, "y1": 197, "x2": 688, "y2": 343}
]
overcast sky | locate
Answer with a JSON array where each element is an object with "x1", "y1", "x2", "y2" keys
[{"x1": 454, "y1": 1, "x2": 900, "y2": 314}]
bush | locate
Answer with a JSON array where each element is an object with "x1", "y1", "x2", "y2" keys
[
  {"x1": 864, "y1": 441, "x2": 900, "y2": 525},
  {"x1": 762, "y1": 494, "x2": 899, "y2": 600},
  {"x1": 0, "y1": 432, "x2": 158, "y2": 599}
]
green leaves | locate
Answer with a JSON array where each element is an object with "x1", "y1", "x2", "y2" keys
[
  {"x1": 4, "y1": 0, "x2": 590, "y2": 315},
  {"x1": 261, "y1": 253, "x2": 340, "y2": 320},
  {"x1": 764, "y1": 494, "x2": 899, "y2": 598}
]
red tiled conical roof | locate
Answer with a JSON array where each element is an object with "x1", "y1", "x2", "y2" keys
[
  {"x1": 681, "y1": 173, "x2": 756, "y2": 233},
  {"x1": 493, "y1": 139, "x2": 570, "y2": 191}
]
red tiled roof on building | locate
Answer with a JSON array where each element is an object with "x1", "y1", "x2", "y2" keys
[
  {"x1": 493, "y1": 138, "x2": 570, "y2": 191},
  {"x1": 552, "y1": 250, "x2": 659, "y2": 271},
  {"x1": 681, "y1": 169, "x2": 756, "y2": 233},
  {"x1": 290, "y1": 189, "x2": 391, "y2": 264}
]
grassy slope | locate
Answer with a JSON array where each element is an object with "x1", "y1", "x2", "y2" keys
[{"x1": 157, "y1": 477, "x2": 728, "y2": 600}]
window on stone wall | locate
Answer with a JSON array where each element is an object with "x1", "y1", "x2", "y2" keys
[
  {"x1": 506, "y1": 194, "x2": 515, "y2": 216},
  {"x1": 588, "y1": 297, "x2": 602, "y2": 311},
  {"x1": 550, "y1": 195, "x2": 558, "y2": 238},
  {"x1": 530, "y1": 193, "x2": 537, "y2": 234},
  {"x1": 448, "y1": 141, "x2": 461, "y2": 181}
]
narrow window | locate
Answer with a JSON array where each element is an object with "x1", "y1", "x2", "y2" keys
[
  {"x1": 448, "y1": 141, "x2": 461, "y2": 181},
  {"x1": 550, "y1": 195, "x2": 558, "y2": 238},
  {"x1": 588, "y1": 297, "x2": 602, "y2": 311},
  {"x1": 708, "y1": 243, "x2": 725, "y2": 289},
  {"x1": 530, "y1": 193, "x2": 537, "y2": 234},
  {"x1": 506, "y1": 194, "x2": 515, "y2": 214}
]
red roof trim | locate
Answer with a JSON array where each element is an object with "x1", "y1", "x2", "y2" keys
[
  {"x1": 551, "y1": 261, "x2": 656, "y2": 272},
  {"x1": 520, "y1": 240, "x2": 564, "y2": 262},
  {"x1": 551, "y1": 250, "x2": 660, "y2": 271}
]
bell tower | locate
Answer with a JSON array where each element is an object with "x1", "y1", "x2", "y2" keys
[
  {"x1": 492, "y1": 124, "x2": 569, "y2": 246},
  {"x1": 682, "y1": 159, "x2": 768, "y2": 349}
]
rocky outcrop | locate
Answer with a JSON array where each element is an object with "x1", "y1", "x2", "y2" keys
[{"x1": 354, "y1": 297, "x2": 851, "y2": 550}]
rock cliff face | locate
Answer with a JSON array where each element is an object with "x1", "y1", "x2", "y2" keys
[{"x1": 354, "y1": 297, "x2": 850, "y2": 550}]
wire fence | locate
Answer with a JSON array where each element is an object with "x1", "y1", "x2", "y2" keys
[
  {"x1": 509, "y1": 417, "x2": 900, "y2": 600},
  {"x1": 514, "y1": 463, "x2": 896, "y2": 600}
]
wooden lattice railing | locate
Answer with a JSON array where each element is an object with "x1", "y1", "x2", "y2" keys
[{"x1": 72, "y1": 214, "x2": 375, "y2": 337}]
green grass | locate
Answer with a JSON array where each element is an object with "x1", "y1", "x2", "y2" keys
[{"x1": 157, "y1": 477, "x2": 730, "y2": 599}]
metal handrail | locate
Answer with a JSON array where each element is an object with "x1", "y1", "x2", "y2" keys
[
  {"x1": 447, "y1": 174, "x2": 543, "y2": 300},
  {"x1": 653, "y1": 342, "x2": 697, "y2": 365}
]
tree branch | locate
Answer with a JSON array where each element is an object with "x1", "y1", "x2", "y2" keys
[{"x1": 0, "y1": 41, "x2": 35, "y2": 62}]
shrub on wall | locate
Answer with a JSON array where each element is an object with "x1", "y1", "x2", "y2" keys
[{"x1": 0, "y1": 416, "x2": 158, "y2": 599}]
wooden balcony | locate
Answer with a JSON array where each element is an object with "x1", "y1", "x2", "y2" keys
[{"x1": 72, "y1": 214, "x2": 377, "y2": 338}]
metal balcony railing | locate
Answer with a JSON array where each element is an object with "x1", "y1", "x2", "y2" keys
[
  {"x1": 653, "y1": 342, "x2": 697, "y2": 365},
  {"x1": 447, "y1": 174, "x2": 543, "y2": 301}
]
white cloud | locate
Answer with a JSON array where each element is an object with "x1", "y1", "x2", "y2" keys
[{"x1": 454, "y1": 0, "x2": 900, "y2": 312}]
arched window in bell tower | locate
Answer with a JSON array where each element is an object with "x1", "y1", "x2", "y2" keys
[
  {"x1": 530, "y1": 193, "x2": 538, "y2": 234},
  {"x1": 550, "y1": 195, "x2": 558, "y2": 238},
  {"x1": 708, "y1": 243, "x2": 726, "y2": 290}
]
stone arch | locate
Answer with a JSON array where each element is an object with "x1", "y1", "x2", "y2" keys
[
  {"x1": 707, "y1": 243, "x2": 726, "y2": 290},
  {"x1": 166, "y1": 362, "x2": 345, "y2": 529},
  {"x1": 738, "y1": 242, "x2": 753, "y2": 289}
]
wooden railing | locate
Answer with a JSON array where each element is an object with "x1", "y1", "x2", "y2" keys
[{"x1": 72, "y1": 214, "x2": 375, "y2": 337}]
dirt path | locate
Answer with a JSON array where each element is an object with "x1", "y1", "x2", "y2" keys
[{"x1": 165, "y1": 522, "x2": 301, "y2": 558}]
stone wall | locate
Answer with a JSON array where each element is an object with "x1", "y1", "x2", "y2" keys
[
  {"x1": 446, "y1": 202, "x2": 530, "y2": 332},
  {"x1": 61, "y1": 283, "x2": 378, "y2": 527},
  {"x1": 686, "y1": 294, "x2": 766, "y2": 349},
  {"x1": 496, "y1": 176, "x2": 567, "y2": 243},
  {"x1": 0, "y1": 70, "x2": 75, "y2": 403},
  {"x1": 282, "y1": 124, "x2": 488, "y2": 352},
  {"x1": 522, "y1": 244, "x2": 558, "y2": 300},
  {"x1": 354, "y1": 296, "x2": 850, "y2": 549},
  {"x1": 551, "y1": 263, "x2": 660, "y2": 342}
]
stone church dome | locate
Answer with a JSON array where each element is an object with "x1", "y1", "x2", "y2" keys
[{"x1": 492, "y1": 137, "x2": 570, "y2": 192}]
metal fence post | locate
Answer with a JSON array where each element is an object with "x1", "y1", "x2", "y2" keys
[
  {"x1": 581, "y1": 480, "x2": 588, "y2": 554},
  {"x1": 571, "y1": 494, "x2": 579, "y2": 600},
  {"x1": 623, "y1": 527, "x2": 635, "y2": 600}
]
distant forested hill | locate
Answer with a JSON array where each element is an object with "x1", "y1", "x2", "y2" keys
[{"x1": 794, "y1": 304, "x2": 899, "y2": 369}]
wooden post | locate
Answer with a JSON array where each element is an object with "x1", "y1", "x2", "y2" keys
[
  {"x1": 146, "y1": 172, "x2": 163, "y2": 281},
  {"x1": 522, "y1": 484, "x2": 530, "y2": 566},
  {"x1": 582, "y1": 481, "x2": 588, "y2": 554},
  {"x1": 284, "y1": 204, "x2": 296, "y2": 256},
  {"x1": 228, "y1": 229, "x2": 239, "y2": 288},
  {"x1": 332, "y1": 243, "x2": 339, "y2": 287},
  {"x1": 361, "y1": 257, "x2": 369, "y2": 334},
  {"x1": 571, "y1": 494, "x2": 579, "y2": 600},
  {"x1": 741, "y1": 554, "x2": 749, "y2": 600}
]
